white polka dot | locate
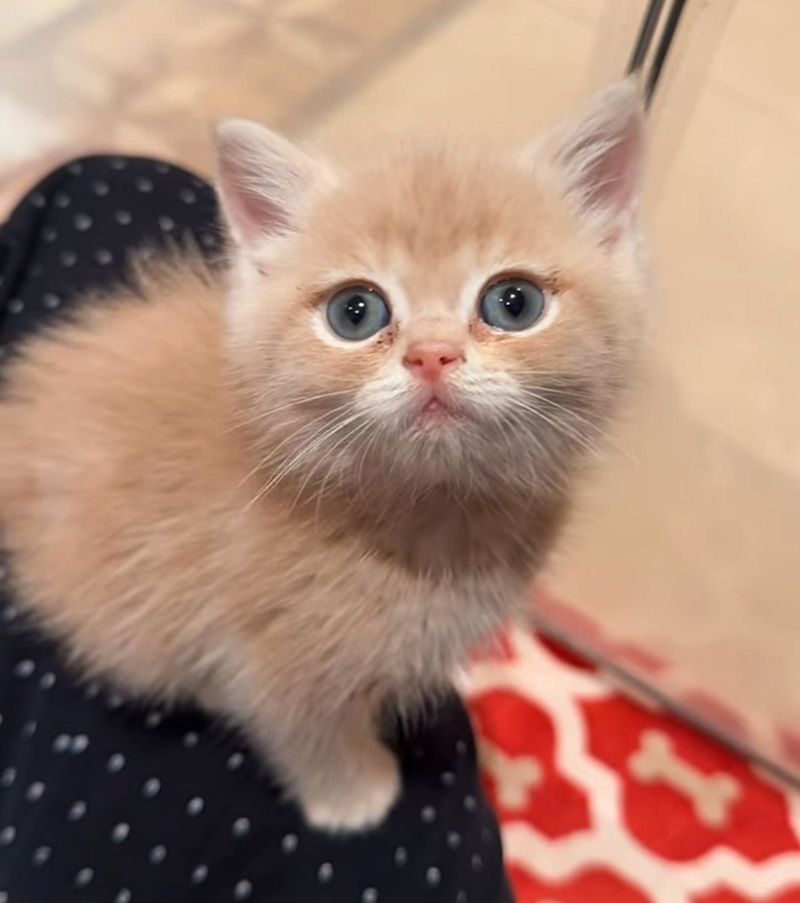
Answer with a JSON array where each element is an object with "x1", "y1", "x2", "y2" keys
[
  {"x1": 457, "y1": 891, "x2": 467, "y2": 903},
  {"x1": 68, "y1": 800, "x2": 87, "y2": 821},
  {"x1": 92, "y1": 180, "x2": 110, "y2": 196},
  {"x1": 0, "y1": 827, "x2": 15, "y2": 846},
  {"x1": 227, "y1": 752, "x2": 244, "y2": 770},
  {"x1": 0, "y1": 892, "x2": 8, "y2": 903},
  {"x1": 143, "y1": 777, "x2": 161, "y2": 798},
  {"x1": 281, "y1": 833, "x2": 298, "y2": 854},
  {"x1": 116, "y1": 890, "x2": 132, "y2": 903},
  {"x1": 7, "y1": 299, "x2": 23, "y2": 314},
  {"x1": 42, "y1": 226, "x2": 57, "y2": 242},
  {"x1": 463, "y1": 794, "x2": 477, "y2": 812},
  {"x1": 71, "y1": 734, "x2": 89, "y2": 754},
  {"x1": 456, "y1": 739, "x2": 468, "y2": 756},
  {"x1": 95, "y1": 248, "x2": 113, "y2": 265},
  {"x1": 42, "y1": 292, "x2": 61, "y2": 310},
  {"x1": 318, "y1": 862, "x2": 334, "y2": 883},
  {"x1": 26, "y1": 781, "x2": 45, "y2": 802},
  {"x1": 149, "y1": 844, "x2": 167, "y2": 864},
  {"x1": 32, "y1": 845, "x2": 51, "y2": 865},
  {"x1": 179, "y1": 188, "x2": 197, "y2": 204},
  {"x1": 110, "y1": 158, "x2": 127, "y2": 170},
  {"x1": 234, "y1": 879, "x2": 252, "y2": 899},
  {"x1": 22, "y1": 719, "x2": 37, "y2": 738},
  {"x1": 186, "y1": 796, "x2": 204, "y2": 816},
  {"x1": 84, "y1": 682, "x2": 100, "y2": 698},
  {"x1": 54, "y1": 192, "x2": 71, "y2": 208},
  {"x1": 447, "y1": 831, "x2": 462, "y2": 850},
  {"x1": 471, "y1": 853, "x2": 483, "y2": 871},
  {"x1": 53, "y1": 734, "x2": 71, "y2": 753},
  {"x1": 362, "y1": 889, "x2": 378, "y2": 903},
  {"x1": 394, "y1": 846, "x2": 407, "y2": 866},
  {"x1": 145, "y1": 711, "x2": 163, "y2": 729},
  {"x1": 40, "y1": 672, "x2": 56, "y2": 689},
  {"x1": 232, "y1": 817, "x2": 250, "y2": 838},
  {"x1": 73, "y1": 213, "x2": 93, "y2": 231},
  {"x1": 31, "y1": 193, "x2": 46, "y2": 208},
  {"x1": 200, "y1": 232, "x2": 216, "y2": 248},
  {"x1": 108, "y1": 693, "x2": 124, "y2": 709},
  {"x1": 136, "y1": 177, "x2": 154, "y2": 193},
  {"x1": 75, "y1": 867, "x2": 93, "y2": 887},
  {"x1": 107, "y1": 752, "x2": 125, "y2": 773},
  {"x1": 191, "y1": 864, "x2": 208, "y2": 884},
  {"x1": 183, "y1": 731, "x2": 199, "y2": 748},
  {"x1": 115, "y1": 210, "x2": 132, "y2": 225},
  {"x1": 426, "y1": 867, "x2": 442, "y2": 887},
  {"x1": 112, "y1": 822, "x2": 130, "y2": 843},
  {"x1": 67, "y1": 161, "x2": 84, "y2": 176},
  {"x1": 158, "y1": 215, "x2": 175, "y2": 232},
  {"x1": 421, "y1": 805, "x2": 436, "y2": 823},
  {"x1": 14, "y1": 658, "x2": 34, "y2": 678},
  {"x1": 441, "y1": 771, "x2": 456, "y2": 786}
]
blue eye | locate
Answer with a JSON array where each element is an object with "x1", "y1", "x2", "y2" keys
[
  {"x1": 479, "y1": 278, "x2": 545, "y2": 332},
  {"x1": 326, "y1": 286, "x2": 391, "y2": 341}
]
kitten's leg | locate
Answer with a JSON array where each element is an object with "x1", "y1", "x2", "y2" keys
[{"x1": 249, "y1": 695, "x2": 402, "y2": 833}]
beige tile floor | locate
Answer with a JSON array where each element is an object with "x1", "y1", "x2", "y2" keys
[{"x1": 1, "y1": 0, "x2": 799, "y2": 774}]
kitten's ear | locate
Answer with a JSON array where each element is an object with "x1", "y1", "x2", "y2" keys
[
  {"x1": 215, "y1": 119, "x2": 327, "y2": 252},
  {"x1": 535, "y1": 79, "x2": 645, "y2": 244}
]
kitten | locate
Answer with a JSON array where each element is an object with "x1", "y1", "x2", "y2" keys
[{"x1": 0, "y1": 81, "x2": 647, "y2": 831}]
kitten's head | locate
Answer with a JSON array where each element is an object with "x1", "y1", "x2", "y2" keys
[{"x1": 216, "y1": 81, "x2": 647, "y2": 506}]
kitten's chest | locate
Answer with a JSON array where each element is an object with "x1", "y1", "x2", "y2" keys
[{"x1": 333, "y1": 554, "x2": 520, "y2": 686}]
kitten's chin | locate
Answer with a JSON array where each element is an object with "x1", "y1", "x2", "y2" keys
[{"x1": 412, "y1": 397, "x2": 462, "y2": 430}]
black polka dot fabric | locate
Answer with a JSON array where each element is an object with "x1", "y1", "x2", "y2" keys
[{"x1": 0, "y1": 158, "x2": 513, "y2": 903}]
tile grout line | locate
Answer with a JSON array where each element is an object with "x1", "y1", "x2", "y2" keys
[
  {"x1": 279, "y1": 0, "x2": 483, "y2": 137},
  {"x1": 0, "y1": 0, "x2": 129, "y2": 58}
]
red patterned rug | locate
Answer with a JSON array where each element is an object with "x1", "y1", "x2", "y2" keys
[{"x1": 466, "y1": 628, "x2": 800, "y2": 902}]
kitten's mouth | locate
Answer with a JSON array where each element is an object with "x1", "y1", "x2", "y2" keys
[{"x1": 414, "y1": 392, "x2": 461, "y2": 427}]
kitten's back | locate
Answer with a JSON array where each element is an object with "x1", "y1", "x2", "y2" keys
[{"x1": 0, "y1": 259, "x2": 256, "y2": 689}]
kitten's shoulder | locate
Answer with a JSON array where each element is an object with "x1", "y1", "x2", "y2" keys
[
  {"x1": 0, "y1": 252, "x2": 232, "y2": 473},
  {"x1": 4, "y1": 252, "x2": 225, "y2": 392}
]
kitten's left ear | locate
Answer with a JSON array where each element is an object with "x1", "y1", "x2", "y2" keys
[
  {"x1": 215, "y1": 119, "x2": 330, "y2": 253},
  {"x1": 534, "y1": 78, "x2": 645, "y2": 245}
]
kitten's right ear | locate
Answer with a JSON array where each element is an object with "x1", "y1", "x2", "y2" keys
[
  {"x1": 214, "y1": 119, "x2": 327, "y2": 252},
  {"x1": 532, "y1": 79, "x2": 645, "y2": 246}
]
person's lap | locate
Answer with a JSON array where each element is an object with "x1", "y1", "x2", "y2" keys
[{"x1": 0, "y1": 156, "x2": 512, "y2": 902}]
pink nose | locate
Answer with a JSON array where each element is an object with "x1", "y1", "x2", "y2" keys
[{"x1": 403, "y1": 341, "x2": 465, "y2": 382}]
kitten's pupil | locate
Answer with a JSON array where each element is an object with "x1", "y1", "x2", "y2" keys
[
  {"x1": 345, "y1": 296, "x2": 367, "y2": 325},
  {"x1": 502, "y1": 286, "x2": 526, "y2": 319}
]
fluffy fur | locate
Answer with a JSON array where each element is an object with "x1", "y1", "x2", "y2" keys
[{"x1": 0, "y1": 81, "x2": 647, "y2": 831}]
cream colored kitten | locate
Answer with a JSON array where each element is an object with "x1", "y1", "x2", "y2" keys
[{"x1": 0, "y1": 81, "x2": 647, "y2": 831}]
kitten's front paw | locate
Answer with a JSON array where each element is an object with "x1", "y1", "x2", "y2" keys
[{"x1": 301, "y1": 747, "x2": 401, "y2": 833}]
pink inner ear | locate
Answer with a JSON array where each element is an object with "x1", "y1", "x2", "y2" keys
[
  {"x1": 552, "y1": 81, "x2": 645, "y2": 242},
  {"x1": 578, "y1": 125, "x2": 642, "y2": 224},
  {"x1": 587, "y1": 136, "x2": 639, "y2": 212},
  {"x1": 218, "y1": 156, "x2": 289, "y2": 246}
]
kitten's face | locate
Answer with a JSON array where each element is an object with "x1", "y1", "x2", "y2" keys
[{"x1": 219, "y1": 83, "x2": 646, "y2": 502}]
